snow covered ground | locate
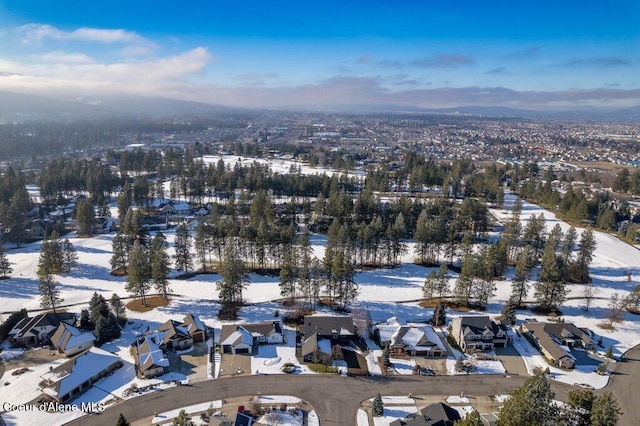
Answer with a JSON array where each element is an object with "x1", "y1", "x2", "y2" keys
[{"x1": 1, "y1": 190, "x2": 640, "y2": 424}]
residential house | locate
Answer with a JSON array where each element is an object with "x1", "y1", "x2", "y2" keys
[
  {"x1": 390, "y1": 402, "x2": 461, "y2": 426},
  {"x1": 183, "y1": 314, "x2": 207, "y2": 343},
  {"x1": 41, "y1": 347, "x2": 123, "y2": 402},
  {"x1": 220, "y1": 326, "x2": 254, "y2": 354},
  {"x1": 50, "y1": 322, "x2": 95, "y2": 357},
  {"x1": 523, "y1": 320, "x2": 595, "y2": 369},
  {"x1": 133, "y1": 334, "x2": 170, "y2": 378},
  {"x1": 376, "y1": 322, "x2": 446, "y2": 357},
  {"x1": 193, "y1": 206, "x2": 209, "y2": 217},
  {"x1": 157, "y1": 319, "x2": 194, "y2": 350},
  {"x1": 219, "y1": 321, "x2": 284, "y2": 354},
  {"x1": 9, "y1": 313, "x2": 76, "y2": 346},
  {"x1": 450, "y1": 316, "x2": 509, "y2": 352},
  {"x1": 301, "y1": 315, "x2": 355, "y2": 341},
  {"x1": 141, "y1": 216, "x2": 169, "y2": 231},
  {"x1": 300, "y1": 315, "x2": 356, "y2": 362}
]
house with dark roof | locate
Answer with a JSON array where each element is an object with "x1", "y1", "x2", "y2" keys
[
  {"x1": 50, "y1": 322, "x2": 95, "y2": 357},
  {"x1": 300, "y1": 315, "x2": 355, "y2": 341},
  {"x1": 9, "y1": 312, "x2": 76, "y2": 346},
  {"x1": 523, "y1": 320, "x2": 595, "y2": 369},
  {"x1": 219, "y1": 321, "x2": 284, "y2": 354},
  {"x1": 41, "y1": 347, "x2": 123, "y2": 402},
  {"x1": 390, "y1": 402, "x2": 461, "y2": 426},
  {"x1": 300, "y1": 315, "x2": 358, "y2": 364},
  {"x1": 450, "y1": 316, "x2": 509, "y2": 352}
]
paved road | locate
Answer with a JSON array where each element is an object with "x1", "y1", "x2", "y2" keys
[
  {"x1": 605, "y1": 344, "x2": 640, "y2": 426},
  {"x1": 69, "y1": 374, "x2": 533, "y2": 426},
  {"x1": 66, "y1": 343, "x2": 640, "y2": 426}
]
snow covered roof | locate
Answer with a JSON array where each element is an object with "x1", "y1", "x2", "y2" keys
[
  {"x1": 42, "y1": 347, "x2": 121, "y2": 401},
  {"x1": 137, "y1": 336, "x2": 170, "y2": 370},
  {"x1": 220, "y1": 327, "x2": 253, "y2": 347},
  {"x1": 50, "y1": 322, "x2": 95, "y2": 351}
]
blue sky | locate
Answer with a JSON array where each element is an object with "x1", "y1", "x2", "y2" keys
[{"x1": 0, "y1": 0, "x2": 638, "y2": 109}]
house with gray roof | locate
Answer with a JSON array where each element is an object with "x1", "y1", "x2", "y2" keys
[
  {"x1": 523, "y1": 320, "x2": 595, "y2": 369},
  {"x1": 376, "y1": 323, "x2": 446, "y2": 357},
  {"x1": 219, "y1": 321, "x2": 284, "y2": 354},
  {"x1": 41, "y1": 347, "x2": 123, "y2": 402},
  {"x1": 134, "y1": 334, "x2": 170, "y2": 378},
  {"x1": 450, "y1": 316, "x2": 509, "y2": 352},
  {"x1": 50, "y1": 322, "x2": 95, "y2": 357},
  {"x1": 390, "y1": 402, "x2": 461, "y2": 426},
  {"x1": 300, "y1": 315, "x2": 355, "y2": 341},
  {"x1": 9, "y1": 312, "x2": 76, "y2": 346}
]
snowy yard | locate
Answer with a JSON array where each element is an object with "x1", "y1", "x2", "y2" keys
[{"x1": 0, "y1": 189, "x2": 639, "y2": 424}]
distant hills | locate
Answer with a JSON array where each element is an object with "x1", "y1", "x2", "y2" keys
[
  {"x1": 0, "y1": 90, "x2": 638, "y2": 123},
  {"x1": 0, "y1": 91, "x2": 236, "y2": 121}
]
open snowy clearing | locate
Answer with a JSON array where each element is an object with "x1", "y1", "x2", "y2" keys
[{"x1": 1, "y1": 192, "x2": 639, "y2": 424}]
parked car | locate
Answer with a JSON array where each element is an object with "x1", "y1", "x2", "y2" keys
[
  {"x1": 574, "y1": 383, "x2": 595, "y2": 390},
  {"x1": 419, "y1": 367, "x2": 436, "y2": 376}
]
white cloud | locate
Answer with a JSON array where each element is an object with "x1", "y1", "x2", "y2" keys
[
  {"x1": 41, "y1": 52, "x2": 94, "y2": 64},
  {"x1": 0, "y1": 47, "x2": 212, "y2": 95},
  {"x1": 16, "y1": 24, "x2": 158, "y2": 55}
]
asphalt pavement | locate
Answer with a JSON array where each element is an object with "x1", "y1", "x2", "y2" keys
[{"x1": 65, "y1": 344, "x2": 640, "y2": 426}]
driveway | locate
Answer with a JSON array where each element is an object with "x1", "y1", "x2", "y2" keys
[{"x1": 495, "y1": 345, "x2": 528, "y2": 376}]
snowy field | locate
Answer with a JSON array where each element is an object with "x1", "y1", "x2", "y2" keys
[{"x1": 1, "y1": 190, "x2": 640, "y2": 425}]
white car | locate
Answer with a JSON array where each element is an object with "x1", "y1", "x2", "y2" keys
[{"x1": 573, "y1": 383, "x2": 595, "y2": 390}]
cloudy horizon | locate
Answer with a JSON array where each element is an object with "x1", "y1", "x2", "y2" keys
[{"x1": 0, "y1": 1, "x2": 638, "y2": 110}]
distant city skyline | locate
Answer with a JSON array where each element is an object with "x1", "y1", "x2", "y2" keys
[{"x1": 0, "y1": 0, "x2": 638, "y2": 110}]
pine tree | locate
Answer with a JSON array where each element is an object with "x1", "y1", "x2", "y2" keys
[
  {"x1": 625, "y1": 284, "x2": 640, "y2": 312},
  {"x1": 381, "y1": 346, "x2": 391, "y2": 366},
  {"x1": 499, "y1": 373, "x2": 558, "y2": 426},
  {"x1": 501, "y1": 299, "x2": 517, "y2": 325},
  {"x1": 116, "y1": 413, "x2": 131, "y2": 426},
  {"x1": 511, "y1": 246, "x2": 533, "y2": 306},
  {"x1": 61, "y1": 238, "x2": 78, "y2": 273},
  {"x1": 193, "y1": 222, "x2": 209, "y2": 271},
  {"x1": 126, "y1": 240, "x2": 151, "y2": 305},
  {"x1": 372, "y1": 393, "x2": 384, "y2": 417},
  {"x1": 38, "y1": 272, "x2": 63, "y2": 313},
  {"x1": 590, "y1": 392, "x2": 621, "y2": 426},
  {"x1": 75, "y1": 198, "x2": 95, "y2": 235},
  {"x1": 173, "y1": 409, "x2": 195, "y2": 426},
  {"x1": 536, "y1": 238, "x2": 567, "y2": 312},
  {"x1": 575, "y1": 228, "x2": 596, "y2": 284},
  {"x1": 453, "y1": 254, "x2": 475, "y2": 306},
  {"x1": 89, "y1": 292, "x2": 110, "y2": 323},
  {"x1": 110, "y1": 233, "x2": 131, "y2": 274},
  {"x1": 433, "y1": 301, "x2": 447, "y2": 327},
  {"x1": 94, "y1": 312, "x2": 121, "y2": 344},
  {"x1": 279, "y1": 247, "x2": 297, "y2": 303},
  {"x1": 173, "y1": 224, "x2": 193, "y2": 273},
  {"x1": 217, "y1": 242, "x2": 249, "y2": 314},
  {"x1": 456, "y1": 410, "x2": 484, "y2": 426},
  {"x1": 150, "y1": 232, "x2": 171, "y2": 298},
  {"x1": 0, "y1": 244, "x2": 12, "y2": 278},
  {"x1": 331, "y1": 249, "x2": 358, "y2": 310},
  {"x1": 566, "y1": 389, "x2": 595, "y2": 426},
  {"x1": 79, "y1": 309, "x2": 93, "y2": 330},
  {"x1": 117, "y1": 182, "x2": 132, "y2": 221},
  {"x1": 110, "y1": 293, "x2": 127, "y2": 325},
  {"x1": 423, "y1": 270, "x2": 438, "y2": 300},
  {"x1": 38, "y1": 232, "x2": 63, "y2": 275}
]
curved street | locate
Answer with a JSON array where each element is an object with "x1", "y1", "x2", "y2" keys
[
  {"x1": 604, "y1": 344, "x2": 640, "y2": 426},
  {"x1": 70, "y1": 374, "x2": 531, "y2": 426},
  {"x1": 64, "y1": 343, "x2": 640, "y2": 426}
]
